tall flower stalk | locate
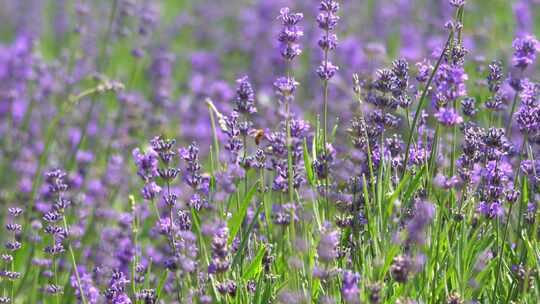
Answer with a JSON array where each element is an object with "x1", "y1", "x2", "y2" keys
[
  {"x1": 275, "y1": 7, "x2": 303, "y2": 233},
  {"x1": 317, "y1": 0, "x2": 339, "y2": 150},
  {"x1": 41, "y1": 169, "x2": 87, "y2": 304},
  {"x1": 316, "y1": 0, "x2": 339, "y2": 207}
]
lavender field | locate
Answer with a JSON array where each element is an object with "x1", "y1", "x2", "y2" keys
[{"x1": 1, "y1": 0, "x2": 540, "y2": 303}]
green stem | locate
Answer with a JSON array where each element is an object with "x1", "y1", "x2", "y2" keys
[
  {"x1": 284, "y1": 61, "x2": 296, "y2": 241},
  {"x1": 322, "y1": 27, "x2": 331, "y2": 225},
  {"x1": 130, "y1": 196, "x2": 139, "y2": 302},
  {"x1": 62, "y1": 217, "x2": 88, "y2": 304},
  {"x1": 207, "y1": 100, "x2": 221, "y2": 170},
  {"x1": 494, "y1": 202, "x2": 514, "y2": 300}
]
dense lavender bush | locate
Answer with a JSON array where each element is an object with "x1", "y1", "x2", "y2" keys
[{"x1": 0, "y1": 0, "x2": 539, "y2": 303}]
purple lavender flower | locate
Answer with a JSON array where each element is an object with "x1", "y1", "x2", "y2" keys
[
  {"x1": 487, "y1": 60, "x2": 503, "y2": 93},
  {"x1": 150, "y1": 136, "x2": 176, "y2": 164},
  {"x1": 514, "y1": 1, "x2": 533, "y2": 34},
  {"x1": 392, "y1": 58, "x2": 410, "y2": 95},
  {"x1": 515, "y1": 104, "x2": 539, "y2": 134},
  {"x1": 460, "y1": 97, "x2": 477, "y2": 116},
  {"x1": 179, "y1": 143, "x2": 203, "y2": 190},
  {"x1": 318, "y1": 34, "x2": 338, "y2": 51},
  {"x1": 390, "y1": 255, "x2": 412, "y2": 283},
  {"x1": 449, "y1": 0, "x2": 466, "y2": 8},
  {"x1": 341, "y1": 270, "x2": 360, "y2": 303},
  {"x1": 434, "y1": 174, "x2": 461, "y2": 189},
  {"x1": 42, "y1": 284, "x2": 63, "y2": 295},
  {"x1": 222, "y1": 111, "x2": 244, "y2": 162},
  {"x1": 520, "y1": 160, "x2": 540, "y2": 176},
  {"x1": 313, "y1": 143, "x2": 336, "y2": 179},
  {"x1": 136, "y1": 289, "x2": 156, "y2": 304},
  {"x1": 208, "y1": 223, "x2": 230, "y2": 274},
  {"x1": 519, "y1": 80, "x2": 539, "y2": 106},
  {"x1": 271, "y1": 203, "x2": 297, "y2": 226},
  {"x1": 274, "y1": 76, "x2": 299, "y2": 98},
  {"x1": 434, "y1": 107, "x2": 464, "y2": 126},
  {"x1": 512, "y1": 35, "x2": 540, "y2": 69},
  {"x1": 316, "y1": 61, "x2": 339, "y2": 81},
  {"x1": 317, "y1": 225, "x2": 339, "y2": 263},
  {"x1": 406, "y1": 200, "x2": 435, "y2": 245},
  {"x1": 317, "y1": 1, "x2": 340, "y2": 31},
  {"x1": 216, "y1": 280, "x2": 237, "y2": 296},
  {"x1": 141, "y1": 182, "x2": 162, "y2": 200},
  {"x1": 272, "y1": 160, "x2": 305, "y2": 193},
  {"x1": 70, "y1": 267, "x2": 99, "y2": 304},
  {"x1": 105, "y1": 270, "x2": 131, "y2": 304},
  {"x1": 477, "y1": 201, "x2": 505, "y2": 219},
  {"x1": 132, "y1": 148, "x2": 159, "y2": 182},
  {"x1": 432, "y1": 64, "x2": 468, "y2": 107},
  {"x1": 416, "y1": 60, "x2": 433, "y2": 82},
  {"x1": 277, "y1": 7, "x2": 303, "y2": 61},
  {"x1": 233, "y1": 76, "x2": 256, "y2": 114},
  {"x1": 317, "y1": 1, "x2": 340, "y2": 81}
]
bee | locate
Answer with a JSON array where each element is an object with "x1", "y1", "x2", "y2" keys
[{"x1": 249, "y1": 129, "x2": 265, "y2": 146}]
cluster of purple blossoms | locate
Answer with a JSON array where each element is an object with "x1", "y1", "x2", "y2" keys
[
  {"x1": 415, "y1": 60, "x2": 433, "y2": 83},
  {"x1": 512, "y1": 35, "x2": 540, "y2": 70},
  {"x1": 233, "y1": 75, "x2": 256, "y2": 115},
  {"x1": 484, "y1": 60, "x2": 505, "y2": 112},
  {"x1": 273, "y1": 76, "x2": 299, "y2": 101},
  {"x1": 41, "y1": 169, "x2": 74, "y2": 295},
  {"x1": 104, "y1": 270, "x2": 131, "y2": 304},
  {"x1": 431, "y1": 33, "x2": 468, "y2": 129},
  {"x1": 270, "y1": 203, "x2": 294, "y2": 226},
  {"x1": 313, "y1": 143, "x2": 336, "y2": 179},
  {"x1": 2, "y1": 206, "x2": 23, "y2": 290},
  {"x1": 70, "y1": 267, "x2": 99, "y2": 303},
  {"x1": 367, "y1": 70, "x2": 400, "y2": 133},
  {"x1": 515, "y1": 80, "x2": 540, "y2": 136},
  {"x1": 390, "y1": 255, "x2": 413, "y2": 283},
  {"x1": 354, "y1": 59, "x2": 411, "y2": 168},
  {"x1": 208, "y1": 223, "x2": 230, "y2": 274},
  {"x1": 132, "y1": 147, "x2": 161, "y2": 200},
  {"x1": 432, "y1": 63, "x2": 468, "y2": 108},
  {"x1": 216, "y1": 280, "x2": 237, "y2": 297},
  {"x1": 477, "y1": 161, "x2": 513, "y2": 219},
  {"x1": 449, "y1": 0, "x2": 466, "y2": 8},
  {"x1": 316, "y1": 0, "x2": 340, "y2": 81},
  {"x1": 487, "y1": 60, "x2": 504, "y2": 94},
  {"x1": 179, "y1": 142, "x2": 209, "y2": 210},
  {"x1": 317, "y1": 224, "x2": 340, "y2": 263},
  {"x1": 1, "y1": 0, "x2": 540, "y2": 302},
  {"x1": 391, "y1": 59, "x2": 411, "y2": 108},
  {"x1": 434, "y1": 107, "x2": 464, "y2": 126},
  {"x1": 274, "y1": 7, "x2": 303, "y2": 104},
  {"x1": 463, "y1": 128, "x2": 515, "y2": 219},
  {"x1": 271, "y1": 161, "x2": 304, "y2": 193},
  {"x1": 266, "y1": 119, "x2": 310, "y2": 193},
  {"x1": 406, "y1": 200, "x2": 435, "y2": 245},
  {"x1": 222, "y1": 111, "x2": 244, "y2": 163},
  {"x1": 341, "y1": 270, "x2": 361, "y2": 303},
  {"x1": 228, "y1": 76, "x2": 260, "y2": 170},
  {"x1": 135, "y1": 289, "x2": 157, "y2": 304},
  {"x1": 460, "y1": 97, "x2": 477, "y2": 116},
  {"x1": 277, "y1": 7, "x2": 303, "y2": 62},
  {"x1": 134, "y1": 136, "x2": 200, "y2": 278},
  {"x1": 149, "y1": 136, "x2": 190, "y2": 271}
]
